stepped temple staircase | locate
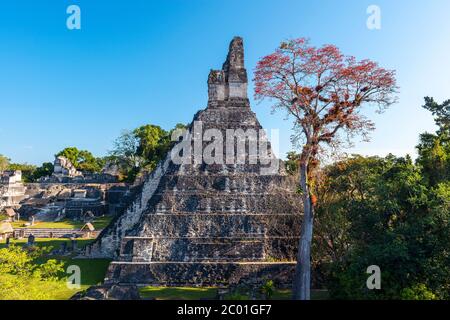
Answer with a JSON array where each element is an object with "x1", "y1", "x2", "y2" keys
[{"x1": 86, "y1": 37, "x2": 303, "y2": 288}]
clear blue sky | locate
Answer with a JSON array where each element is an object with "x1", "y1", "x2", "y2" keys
[{"x1": 1, "y1": 0, "x2": 449, "y2": 165}]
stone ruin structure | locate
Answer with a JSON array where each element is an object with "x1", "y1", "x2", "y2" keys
[
  {"x1": 19, "y1": 183, "x2": 130, "y2": 222},
  {"x1": 0, "y1": 170, "x2": 26, "y2": 210},
  {"x1": 40, "y1": 155, "x2": 118, "y2": 183},
  {"x1": 86, "y1": 37, "x2": 302, "y2": 288},
  {"x1": 52, "y1": 156, "x2": 83, "y2": 181},
  {"x1": 208, "y1": 36, "x2": 247, "y2": 103}
]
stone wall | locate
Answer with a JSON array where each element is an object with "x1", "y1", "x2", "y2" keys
[
  {"x1": 18, "y1": 183, "x2": 129, "y2": 220},
  {"x1": 0, "y1": 170, "x2": 26, "y2": 209},
  {"x1": 13, "y1": 228, "x2": 99, "y2": 239},
  {"x1": 85, "y1": 154, "x2": 172, "y2": 258},
  {"x1": 105, "y1": 262, "x2": 296, "y2": 288},
  {"x1": 208, "y1": 37, "x2": 248, "y2": 102}
]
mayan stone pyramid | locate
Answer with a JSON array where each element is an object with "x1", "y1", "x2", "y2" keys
[{"x1": 87, "y1": 37, "x2": 303, "y2": 287}]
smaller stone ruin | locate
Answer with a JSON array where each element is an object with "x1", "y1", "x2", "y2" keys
[
  {"x1": 207, "y1": 36, "x2": 247, "y2": 104},
  {"x1": 53, "y1": 156, "x2": 83, "y2": 181},
  {"x1": 0, "y1": 170, "x2": 26, "y2": 210},
  {"x1": 36, "y1": 156, "x2": 119, "y2": 183}
]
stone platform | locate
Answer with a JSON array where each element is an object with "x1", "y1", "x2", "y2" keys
[{"x1": 105, "y1": 261, "x2": 296, "y2": 287}]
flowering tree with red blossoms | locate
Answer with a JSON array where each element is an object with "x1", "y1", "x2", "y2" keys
[{"x1": 254, "y1": 38, "x2": 398, "y2": 300}]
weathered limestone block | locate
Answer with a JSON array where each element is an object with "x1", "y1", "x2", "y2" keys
[
  {"x1": 208, "y1": 37, "x2": 248, "y2": 103},
  {"x1": 105, "y1": 262, "x2": 296, "y2": 288},
  {"x1": 136, "y1": 214, "x2": 301, "y2": 238},
  {"x1": 0, "y1": 170, "x2": 26, "y2": 209},
  {"x1": 71, "y1": 284, "x2": 140, "y2": 300},
  {"x1": 85, "y1": 154, "x2": 171, "y2": 257},
  {"x1": 53, "y1": 156, "x2": 82, "y2": 179}
]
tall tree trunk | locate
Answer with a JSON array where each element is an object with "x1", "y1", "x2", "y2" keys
[{"x1": 293, "y1": 162, "x2": 314, "y2": 300}]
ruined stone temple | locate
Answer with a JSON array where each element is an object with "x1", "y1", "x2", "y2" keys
[
  {"x1": 53, "y1": 156, "x2": 83, "y2": 180},
  {"x1": 0, "y1": 170, "x2": 26, "y2": 210},
  {"x1": 87, "y1": 37, "x2": 303, "y2": 287}
]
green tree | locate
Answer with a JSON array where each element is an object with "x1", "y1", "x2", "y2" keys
[
  {"x1": 133, "y1": 125, "x2": 168, "y2": 163},
  {"x1": 109, "y1": 123, "x2": 186, "y2": 182},
  {"x1": 56, "y1": 147, "x2": 80, "y2": 167},
  {"x1": 297, "y1": 98, "x2": 450, "y2": 300},
  {"x1": 0, "y1": 161, "x2": 54, "y2": 182},
  {"x1": 254, "y1": 38, "x2": 397, "y2": 299},
  {"x1": 56, "y1": 147, "x2": 103, "y2": 173},
  {"x1": 78, "y1": 150, "x2": 104, "y2": 173},
  {"x1": 7, "y1": 163, "x2": 37, "y2": 182},
  {"x1": 422, "y1": 96, "x2": 450, "y2": 135},
  {"x1": 109, "y1": 130, "x2": 142, "y2": 182},
  {"x1": 0, "y1": 154, "x2": 10, "y2": 171},
  {"x1": 0, "y1": 245, "x2": 65, "y2": 300},
  {"x1": 134, "y1": 123, "x2": 187, "y2": 170},
  {"x1": 317, "y1": 155, "x2": 450, "y2": 300},
  {"x1": 416, "y1": 134, "x2": 449, "y2": 186},
  {"x1": 416, "y1": 97, "x2": 450, "y2": 186},
  {"x1": 285, "y1": 151, "x2": 300, "y2": 176},
  {"x1": 33, "y1": 162, "x2": 54, "y2": 181}
]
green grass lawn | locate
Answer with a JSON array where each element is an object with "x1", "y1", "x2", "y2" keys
[
  {"x1": 31, "y1": 257, "x2": 111, "y2": 300},
  {"x1": 10, "y1": 215, "x2": 113, "y2": 230},
  {"x1": 0, "y1": 237, "x2": 111, "y2": 300},
  {"x1": 12, "y1": 258, "x2": 112, "y2": 300},
  {"x1": 59, "y1": 257, "x2": 112, "y2": 286}
]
